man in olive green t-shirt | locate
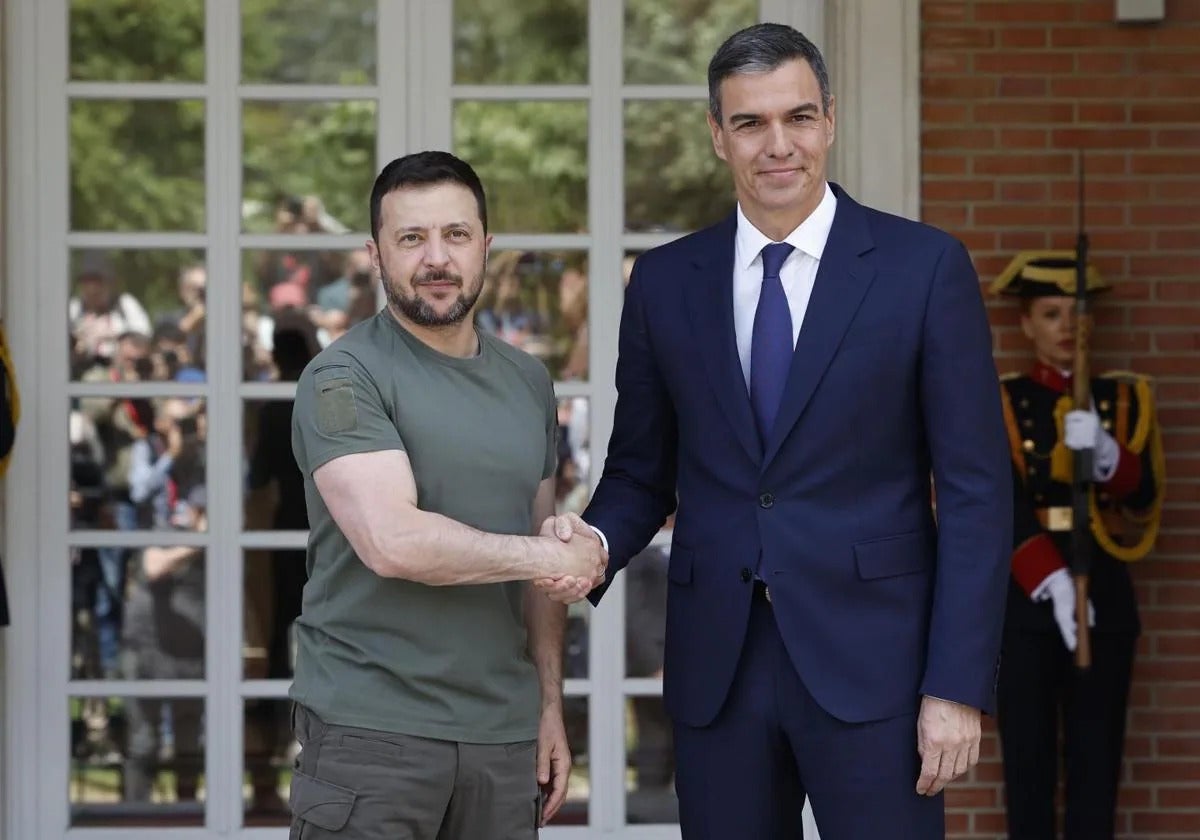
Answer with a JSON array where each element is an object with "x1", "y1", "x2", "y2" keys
[{"x1": 287, "y1": 151, "x2": 607, "y2": 839}]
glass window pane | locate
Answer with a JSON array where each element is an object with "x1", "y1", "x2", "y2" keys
[
  {"x1": 624, "y1": 694, "x2": 678, "y2": 824},
  {"x1": 71, "y1": 545, "x2": 207, "y2": 682},
  {"x1": 69, "y1": 249, "x2": 207, "y2": 382},
  {"x1": 624, "y1": 0, "x2": 758, "y2": 85},
  {"x1": 555, "y1": 396, "x2": 591, "y2": 513},
  {"x1": 474, "y1": 250, "x2": 589, "y2": 381},
  {"x1": 241, "y1": 0, "x2": 377, "y2": 84},
  {"x1": 243, "y1": 548, "x2": 306, "y2": 681},
  {"x1": 453, "y1": 0, "x2": 588, "y2": 85},
  {"x1": 68, "y1": 398, "x2": 208, "y2": 534},
  {"x1": 454, "y1": 101, "x2": 588, "y2": 234},
  {"x1": 70, "y1": 100, "x2": 205, "y2": 232},
  {"x1": 625, "y1": 100, "x2": 733, "y2": 233},
  {"x1": 243, "y1": 398, "x2": 310, "y2": 535},
  {"x1": 70, "y1": 0, "x2": 204, "y2": 82},
  {"x1": 243, "y1": 698, "x2": 295, "y2": 823},
  {"x1": 70, "y1": 695, "x2": 206, "y2": 826},
  {"x1": 242, "y1": 101, "x2": 377, "y2": 234},
  {"x1": 239, "y1": 248, "x2": 374, "y2": 381}
]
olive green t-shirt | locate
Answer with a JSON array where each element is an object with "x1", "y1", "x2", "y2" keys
[{"x1": 289, "y1": 310, "x2": 557, "y2": 743}]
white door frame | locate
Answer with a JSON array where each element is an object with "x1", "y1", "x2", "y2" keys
[{"x1": 2, "y1": 1, "x2": 918, "y2": 837}]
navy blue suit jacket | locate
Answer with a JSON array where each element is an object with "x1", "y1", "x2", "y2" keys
[{"x1": 584, "y1": 184, "x2": 1012, "y2": 728}]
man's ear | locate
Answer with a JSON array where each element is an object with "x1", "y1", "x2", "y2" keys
[{"x1": 707, "y1": 111, "x2": 728, "y2": 162}]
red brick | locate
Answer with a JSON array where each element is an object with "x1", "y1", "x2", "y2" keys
[
  {"x1": 973, "y1": 102, "x2": 1074, "y2": 123},
  {"x1": 1050, "y1": 179, "x2": 1151, "y2": 202},
  {"x1": 925, "y1": 28, "x2": 995, "y2": 49},
  {"x1": 1076, "y1": 52, "x2": 1129, "y2": 74},
  {"x1": 1053, "y1": 77, "x2": 1156, "y2": 98},
  {"x1": 924, "y1": 3, "x2": 971, "y2": 24},
  {"x1": 998, "y1": 231, "x2": 1051, "y2": 250},
  {"x1": 1158, "y1": 230, "x2": 1200, "y2": 250},
  {"x1": 1132, "y1": 102, "x2": 1200, "y2": 123},
  {"x1": 998, "y1": 76, "x2": 1049, "y2": 97},
  {"x1": 923, "y1": 128, "x2": 997, "y2": 150},
  {"x1": 1131, "y1": 811, "x2": 1200, "y2": 834},
  {"x1": 945, "y1": 787, "x2": 1000, "y2": 809},
  {"x1": 923, "y1": 204, "x2": 970, "y2": 228},
  {"x1": 999, "y1": 28, "x2": 1048, "y2": 48},
  {"x1": 1160, "y1": 737, "x2": 1200, "y2": 759},
  {"x1": 922, "y1": 153, "x2": 970, "y2": 176},
  {"x1": 1133, "y1": 205, "x2": 1200, "y2": 226},
  {"x1": 925, "y1": 180, "x2": 997, "y2": 201},
  {"x1": 1156, "y1": 76, "x2": 1200, "y2": 97},
  {"x1": 1157, "y1": 129, "x2": 1200, "y2": 148},
  {"x1": 998, "y1": 181, "x2": 1048, "y2": 201},
  {"x1": 976, "y1": 53, "x2": 1074, "y2": 74},
  {"x1": 1132, "y1": 256, "x2": 1200, "y2": 276},
  {"x1": 1158, "y1": 634, "x2": 1200, "y2": 656},
  {"x1": 999, "y1": 128, "x2": 1049, "y2": 148},
  {"x1": 1050, "y1": 28, "x2": 1153, "y2": 48},
  {"x1": 1156, "y1": 332, "x2": 1200, "y2": 352},
  {"x1": 1052, "y1": 128, "x2": 1154, "y2": 149},
  {"x1": 975, "y1": 2, "x2": 1075, "y2": 22},
  {"x1": 1131, "y1": 760, "x2": 1200, "y2": 782},
  {"x1": 1156, "y1": 681, "x2": 1200, "y2": 704},
  {"x1": 1140, "y1": 609, "x2": 1200, "y2": 633},
  {"x1": 1158, "y1": 281, "x2": 1200, "y2": 302},
  {"x1": 924, "y1": 102, "x2": 972, "y2": 123},
  {"x1": 1078, "y1": 103, "x2": 1129, "y2": 123},
  {"x1": 924, "y1": 76, "x2": 998, "y2": 98},
  {"x1": 1157, "y1": 787, "x2": 1200, "y2": 809},
  {"x1": 1154, "y1": 181, "x2": 1200, "y2": 201},
  {"x1": 925, "y1": 52, "x2": 972, "y2": 74},
  {"x1": 1136, "y1": 52, "x2": 1200, "y2": 74},
  {"x1": 1132, "y1": 155, "x2": 1200, "y2": 176},
  {"x1": 974, "y1": 153, "x2": 1075, "y2": 176}
]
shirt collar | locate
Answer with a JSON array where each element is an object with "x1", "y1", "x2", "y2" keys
[
  {"x1": 1030, "y1": 360, "x2": 1072, "y2": 393},
  {"x1": 735, "y1": 181, "x2": 838, "y2": 272}
]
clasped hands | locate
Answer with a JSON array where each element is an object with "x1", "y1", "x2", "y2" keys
[{"x1": 533, "y1": 512, "x2": 607, "y2": 604}]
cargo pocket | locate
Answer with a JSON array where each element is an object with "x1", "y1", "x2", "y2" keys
[
  {"x1": 313, "y1": 367, "x2": 358, "y2": 435},
  {"x1": 289, "y1": 770, "x2": 357, "y2": 834}
]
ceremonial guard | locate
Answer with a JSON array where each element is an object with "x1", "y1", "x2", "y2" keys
[{"x1": 990, "y1": 252, "x2": 1165, "y2": 839}]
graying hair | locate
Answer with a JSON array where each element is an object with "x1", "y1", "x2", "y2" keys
[{"x1": 707, "y1": 23, "x2": 832, "y2": 124}]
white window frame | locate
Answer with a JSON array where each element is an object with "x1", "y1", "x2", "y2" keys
[{"x1": 2, "y1": 1, "x2": 918, "y2": 837}]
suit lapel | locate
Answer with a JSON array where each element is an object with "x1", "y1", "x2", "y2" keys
[
  {"x1": 683, "y1": 214, "x2": 762, "y2": 464},
  {"x1": 762, "y1": 189, "x2": 878, "y2": 465}
]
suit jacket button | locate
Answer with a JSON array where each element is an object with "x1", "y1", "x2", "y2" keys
[
  {"x1": 759, "y1": 492, "x2": 774, "y2": 509},
  {"x1": 740, "y1": 567, "x2": 752, "y2": 583}
]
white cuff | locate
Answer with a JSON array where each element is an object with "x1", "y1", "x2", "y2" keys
[{"x1": 590, "y1": 526, "x2": 609, "y2": 552}]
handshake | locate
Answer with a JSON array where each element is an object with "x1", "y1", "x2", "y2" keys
[{"x1": 533, "y1": 512, "x2": 608, "y2": 604}]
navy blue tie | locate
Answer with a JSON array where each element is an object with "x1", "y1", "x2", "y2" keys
[{"x1": 750, "y1": 242, "x2": 796, "y2": 445}]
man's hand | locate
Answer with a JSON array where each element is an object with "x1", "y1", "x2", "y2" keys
[
  {"x1": 535, "y1": 703, "x2": 571, "y2": 826},
  {"x1": 533, "y1": 514, "x2": 607, "y2": 603},
  {"x1": 916, "y1": 696, "x2": 981, "y2": 796}
]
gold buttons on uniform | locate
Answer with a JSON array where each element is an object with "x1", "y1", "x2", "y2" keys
[
  {"x1": 1023, "y1": 439, "x2": 1035, "y2": 452},
  {"x1": 1099, "y1": 400, "x2": 1111, "y2": 411}
]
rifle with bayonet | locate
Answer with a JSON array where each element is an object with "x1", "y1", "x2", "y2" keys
[{"x1": 1071, "y1": 151, "x2": 1093, "y2": 671}]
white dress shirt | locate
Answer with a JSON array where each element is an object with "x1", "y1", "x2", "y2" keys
[{"x1": 733, "y1": 182, "x2": 838, "y2": 389}]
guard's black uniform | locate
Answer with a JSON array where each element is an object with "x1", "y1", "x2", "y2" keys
[{"x1": 997, "y1": 361, "x2": 1162, "y2": 840}]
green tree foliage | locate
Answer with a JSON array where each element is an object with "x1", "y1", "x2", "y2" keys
[{"x1": 69, "y1": 0, "x2": 751, "y2": 251}]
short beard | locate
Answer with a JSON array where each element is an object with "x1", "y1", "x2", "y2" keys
[{"x1": 384, "y1": 266, "x2": 483, "y2": 328}]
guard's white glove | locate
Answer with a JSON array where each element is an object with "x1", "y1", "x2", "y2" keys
[
  {"x1": 1064, "y1": 409, "x2": 1120, "y2": 481},
  {"x1": 1033, "y1": 567, "x2": 1095, "y2": 652}
]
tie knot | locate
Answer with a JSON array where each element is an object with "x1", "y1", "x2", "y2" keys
[{"x1": 760, "y1": 242, "x2": 795, "y2": 280}]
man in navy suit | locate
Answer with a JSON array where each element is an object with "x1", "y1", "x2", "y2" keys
[{"x1": 543, "y1": 22, "x2": 1011, "y2": 838}]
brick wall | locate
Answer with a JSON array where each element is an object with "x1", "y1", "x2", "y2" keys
[{"x1": 921, "y1": 1, "x2": 1200, "y2": 837}]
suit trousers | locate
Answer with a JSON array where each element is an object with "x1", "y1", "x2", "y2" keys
[
  {"x1": 672, "y1": 586, "x2": 944, "y2": 840},
  {"x1": 997, "y1": 629, "x2": 1136, "y2": 840}
]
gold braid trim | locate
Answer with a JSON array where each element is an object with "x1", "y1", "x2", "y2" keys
[
  {"x1": 1090, "y1": 374, "x2": 1164, "y2": 562},
  {"x1": 999, "y1": 385, "x2": 1027, "y2": 474}
]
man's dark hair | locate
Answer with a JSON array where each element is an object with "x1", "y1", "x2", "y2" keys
[
  {"x1": 369, "y1": 151, "x2": 488, "y2": 241},
  {"x1": 707, "y1": 23, "x2": 832, "y2": 125}
]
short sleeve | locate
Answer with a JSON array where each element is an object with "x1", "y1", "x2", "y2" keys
[
  {"x1": 292, "y1": 351, "x2": 405, "y2": 477},
  {"x1": 542, "y1": 383, "x2": 558, "y2": 482}
]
